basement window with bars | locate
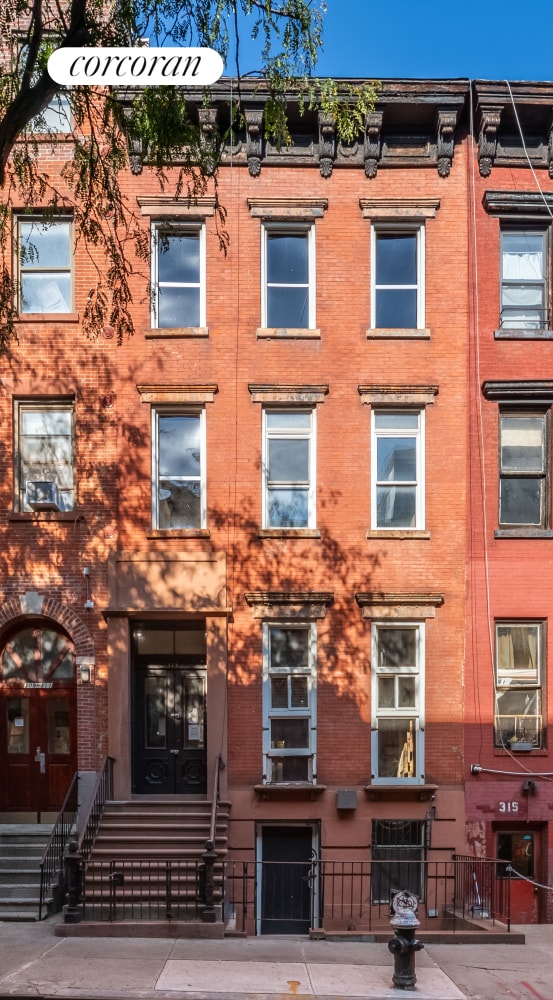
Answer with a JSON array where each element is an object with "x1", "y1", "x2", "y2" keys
[{"x1": 371, "y1": 820, "x2": 426, "y2": 904}]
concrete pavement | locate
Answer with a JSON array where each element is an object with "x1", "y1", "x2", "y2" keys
[{"x1": 1, "y1": 917, "x2": 552, "y2": 1000}]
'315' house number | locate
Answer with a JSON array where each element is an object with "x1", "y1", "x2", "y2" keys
[{"x1": 498, "y1": 801, "x2": 519, "y2": 813}]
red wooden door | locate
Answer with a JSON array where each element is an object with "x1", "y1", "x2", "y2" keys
[{"x1": 497, "y1": 830, "x2": 539, "y2": 924}]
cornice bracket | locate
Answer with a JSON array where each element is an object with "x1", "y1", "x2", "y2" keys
[
  {"x1": 245, "y1": 108, "x2": 264, "y2": 177},
  {"x1": 436, "y1": 108, "x2": 458, "y2": 177},
  {"x1": 318, "y1": 112, "x2": 336, "y2": 178},
  {"x1": 478, "y1": 106, "x2": 501, "y2": 177},
  {"x1": 364, "y1": 111, "x2": 383, "y2": 179}
]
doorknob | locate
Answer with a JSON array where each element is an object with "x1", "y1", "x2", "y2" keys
[{"x1": 170, "y1": 749, "x2": 179, "y2": 755}]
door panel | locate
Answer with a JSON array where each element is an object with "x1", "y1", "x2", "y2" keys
[
  {"x1": 261, "y1": 826, "x2": 314, "y2": 934},
  {"x1": 1, "y1": 687, "x2": 77, "y2": 812},
  {"x1": 133, "y1": 665, "x2": 207, "y2": 794},
  {"x1": 497, "y1": 830, "x2": 539, "y2": 924}
]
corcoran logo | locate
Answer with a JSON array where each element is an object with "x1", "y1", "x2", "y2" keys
[{"x1": 47, "y1": 47, "x2": 224, "y2": 86}]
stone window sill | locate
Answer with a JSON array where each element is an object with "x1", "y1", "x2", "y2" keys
[
  {"x1": 254, "y1": 783, "x2": 326, "y2": 799},
  {"x1": 146, "y1": 529, "x2": 210, "y2": 538},
  {"x1": 365, "y1": 783, "x2": 437, "y2": 801},
  {"x1": 258, "y1": 529, "x2": 321, "y2": 538},
  {"x1": 9, "y1": 511, "x2": 82, "y2": 523},
  {"x1": 366, "y1": 529, "x2": 430, "y2": 540},
  {"x1": 256, "y1": 328, "x2": 321, "y2": 340},
  {"x1": 366, "y1": 328, "x2": 431, "y2": 340},
  {"x1": 494, "y1": 529, "x2": 553, "y2": 539},
  {"x1": 16, "y1": 312, "x2": 79, "y2": 323},
  {"x1": 495, "y1": 329, "x2": 553, "y2": 340},
  {"x1": 144, "y1": 327, "x2": 209, "y2": 339}
]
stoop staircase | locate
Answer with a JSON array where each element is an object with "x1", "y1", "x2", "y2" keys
[
  {"x1": 0, "y1": 825, "x2": 54, "y2": 920},
  {"x1": 82, "y1": 799, "x2": 230, "y2": 922}
]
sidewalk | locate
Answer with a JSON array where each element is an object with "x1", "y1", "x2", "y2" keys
[{"x1": 1, "y1": 918, "x2": 552, "y2": 1000}]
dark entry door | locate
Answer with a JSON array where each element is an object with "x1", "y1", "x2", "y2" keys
[
  {"x1": 133, "y1": 664, "x2": 207, "y2": 794},
  {"x1": 261, "y1": 826, "x2": 315, "y2": 934}
]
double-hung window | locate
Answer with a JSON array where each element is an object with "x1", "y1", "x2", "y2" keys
[
  {"x1": 372, "y1": 624, "x2": 424, "y2": 783},
  {"x1": 152, "y1": 225, "x2": 204, "y2": 328},
  {"x1": 499, "y1": 411, "x2": 548, "y2": 528},
  {"x1": 372, "y1": 228, "x2": 424, "y2": 329},
  {"x1": 15, "y1": 401, "x2": 75, "y2": 511},
  {"x1": 495, "y1": 622, "x2": 544, "y2": 749},
  {"x1": 263, "y1": 623, "x2": 316, "y2": 783},
  {"x1": 263, "y1": 409, "x2": 315, "y2": 528},
  {"x1": 17, "y1": 217, "x2": 72, "y2": 314},
  {"x1": 263, "y1": 226, "x2": 314, "y2": 329},
  {"x1": 372, "y1": 410, "x2": 424, "y2": 529},
  {"x1": 500, "y1": 229, "x2": 548, "y2": 330},
  {"x1": 152, "y1": 410, "x2": 205, "y2": 529}
]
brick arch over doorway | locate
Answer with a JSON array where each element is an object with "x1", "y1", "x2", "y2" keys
[{"x1": 0, "y1": 594, "x2": 95, "y2": 656}]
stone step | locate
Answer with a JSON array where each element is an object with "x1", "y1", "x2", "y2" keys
[
  {"x1": 0, "y1": 908, "x2": 41, "y2": 921},
  {"x1": 0, "y1": 883, "x2": 42, "y2": 899},
  {"x1": 0, "y1": 868, "x2": 42, "y2": 883}
]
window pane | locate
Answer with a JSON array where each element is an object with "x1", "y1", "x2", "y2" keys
[
  {"x1": 267, "y1": 412, "x2": 311, "y2": 429},
  {"x1": 268, "y1": 439, "x2": 309, "y2": 482},
  {"x1": 48, "y1": 697, "x2": 70, "y2": 754},
  {"x1": 7, "y1": 698, "x2": 29, "y2": 755},
  {"x1": 290, "y1": 676, "x2": 308, "y2": 708},
  {"x1": 158, "y1": 416, "x2": 200, "y2": 477},
  {"x1": 268, "y1": 488, "x2": 308, "y2": 527},
  {"x1": 502, "y1": 233, "x2": 544, "y2": 279},
  {"x1": 377, "y1": 629, "x2": 416, "y2": 669},
  {"x1": 267, "y1": 234, "x2": 308, "y2": 284},
  {"x1": 497, "y1": 624, "x2": 539, "y2": 679},
  {"x1": 375, "y1": 413, "x2": 419, "y2": 430},
  {"x1": 495, "y1": 689, "x2": 541, "y2": 747},
  {"x1": 377, "y1": 438, "x2": 416, "y2": 482},
  {"x1": 145, "y1": 675, "x2": 167, "y2": 748},
  {"x1": 158, "y1": 286, "x2": 200, "y2": 328},
  {"x1": 270, "y1": 628, "x2": 309, "y2": 671},
  {"x1": 376, "y1": 486, "x2": 416, "y2": 528},
  {"x1": 271, "y1": 676, "x2": 288, "y2": 708},
  {"x1": 20, "y1": 222, "x2": 71, "y2": 267},
  {"x1": 271, "y1": 717, "x2": 309, "y2": 749},
  {"x1": 501, "y1": 416, "x2": 544, "y2": 472},
  {"x1": 270, "y1": 756, "x2": 309, "y2": 782},
  {"x1": 158, "y1": 480, "x2": 201, "y2": 529},
  {"x1": 22, "y1": 411, "x2": 71, "y2": 436},
  {"x1": 21, "y1": 274, "x2": 71, "y2": 312},
  {"x1": 158, "y1": 234, "x2": 199, "y2": 284},
  {"x1": 398, "y1": 677, "x2": 416, "y2": 708},
  {"x1": 377, "y1": 718, "x2": 416, "y2": 778},
  {"x1": 499, "y1": 478, "x2": 542, "y2": 525},
  {"x1": 378, "y1": 676, "x2": 395, "y2": 709},
  {"x1": 376, "y1": 234, "x2": 417, "y2": 285},
  {"x1": 375, "y1": 289, "x2": 417, "y2": 328},
  {"x1": 267, "y1": 286, "x2": 309, "y2": 328}
]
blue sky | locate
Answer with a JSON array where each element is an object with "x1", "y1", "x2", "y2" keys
[{"x1": 227, "y1": 0, "x2": 553, "y2": 83}]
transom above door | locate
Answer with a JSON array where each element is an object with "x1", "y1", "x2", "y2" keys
[{"x1": 132, "y1": 624, "x2": 207, "y2": 795}]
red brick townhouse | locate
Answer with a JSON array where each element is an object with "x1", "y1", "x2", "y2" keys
[
  {"x1": 466, "y1": 81, "x2": 553, "y2": 923},
  {"x1": 0, "y1": 78, "x2": 471, "y2": 930}
]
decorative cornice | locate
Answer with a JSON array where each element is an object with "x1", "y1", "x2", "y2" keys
[
  {"x1": 358, "y1": 385, "x2": 439, "y2": 405},
  {"x1": 483, "y1": 190, "x2": 553, "y2": 217},
  {"x1": 137, "y1": 384, "x2": 218, "y2": 403},
  {"x1": 359, "y1": 198, "x2": 440, "y2": 220},
  {"x1": 483, "y1": 381, "x2": 553, "y2": 402},
  {"x1": 355, "y1": 592, "x2": 444, "y2": 620},
  {"x1": 245, "y1": 590, "x2": 334, "y2": 620},
  {"x1": 247, "y1": 198, "x2": 328, "y2": 220},
  {"x1": 249, "y1": 384, "x2": 329, "y2": 404}
]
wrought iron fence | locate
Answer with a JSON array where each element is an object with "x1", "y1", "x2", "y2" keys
[
  {"x1": 39, "y1": 771, "x2": 79, "y2": 919},
  {"x1": 75, "y1": 854, "x2": 511, "y2": 930},
  {"x1": 78, "y1": 756, "x2": 114, "y2": 859}
]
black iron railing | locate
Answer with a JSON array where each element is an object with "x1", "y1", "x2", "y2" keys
[
  {"x1": 201, "y1": 753, "x2": 224, "y2": 922},
  {"x1": 39, "y1": 771, "x2": 78, "y2": 919},
  {"x1": 82, "y1": 858, "x2": 205, "y2": 922},
  {"x1": 78, "y1": 756, "x2": 114, "y2": 859},
  {"x1": 453, "y1": 854, "x2": 511, "y2": 930}
]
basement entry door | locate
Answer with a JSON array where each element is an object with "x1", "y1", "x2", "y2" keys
[{"x1": 132, "y1": 625, "x2": 207, "y2": 795}]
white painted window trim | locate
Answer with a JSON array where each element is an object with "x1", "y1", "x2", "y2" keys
[
  {"x1": 262, "y1": 621, "x2": 317, "y2": 784},
  {"x1": 262, "y1": 408, "x2": 316, "y2": 529},
  {"x1": 370, "y1": 224, "x2": 425, "y2": 330},
  {"x1": 261, "y1": 223, "x2": 316, "y2": 329},
  {"x1": 370, "y1": 408, "x2": 425, "y2": 530},
  {"x1": 151, "y1": 223, "x2": 206, "y2": 328},
  {"x1": 151, "y1": 407, "x2": 206, "y2": 529},
  {"x1": 371, "y1": 622, "x2": 425, "y2": 784},
  {"x1": 15, "y1": 399, "x2": 76, "y2": 512},
  {"x1": 16, "y1": 215, "x2": 73, "y2": 314}
]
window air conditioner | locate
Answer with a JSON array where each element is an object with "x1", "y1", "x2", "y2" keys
[{"x1": 26, "y1": 480, "x2": 61, "y2": 511}]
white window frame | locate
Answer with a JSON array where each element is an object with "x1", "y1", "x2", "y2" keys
[
  {"x1": 261, "y1": 224, "x2": 316, "y2": 329},
  {"x1": 371, "y1": 623, "x2": 425, "y2": 784},
  {"x1": 151, "y1": 224, "x2": 206, "y2": 328},
  {"x1": 494, "y1": 621, "x2": 544, "y2": 749},
  {"x1": 371, "y1": 409, "x2": 425, "y2": 530},
  {"x1": 15, "y1": 400, "x2": 75, "y2": 512},
  {"x1": 499, "y1": 409, "x2": 548, "y2": 528},
  {"x1": 16, "y1": 216, "x2": 73, "y2": 314},
  {"x1": 371, "y1": 225, "x2": 425, "y2": 330},
  {"x1": 500, "y1": 227, "x2": 548, "y2": 331},
  {"x1": 262, "y1": 622, "x2": 317, "y2": 784},
  {"x1": 262, "y1": 408, "x2": 316, "y2": 529},
  {"x1": 151, "y1": 408, "x2": 206, "y2": 529}
]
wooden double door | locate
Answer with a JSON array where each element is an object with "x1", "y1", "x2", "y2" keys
[
  {"x1": 133, "y1": 662, "x2": 207, "y2": 795},
  {"x1": 1, "y1": 685, "x2": 76, "y2": 813}
]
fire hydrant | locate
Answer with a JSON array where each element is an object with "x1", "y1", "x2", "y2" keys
[{"x1": 388, "y1": 890, "x2": 424, "y2": 989}]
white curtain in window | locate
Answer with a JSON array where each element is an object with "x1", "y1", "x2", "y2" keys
[
  {"x1": 497, "y1": 628, "x2": 538, "y2": 676},
  {"x1": 503, "y1": 251, "x2": 543, "y2": 280}
]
